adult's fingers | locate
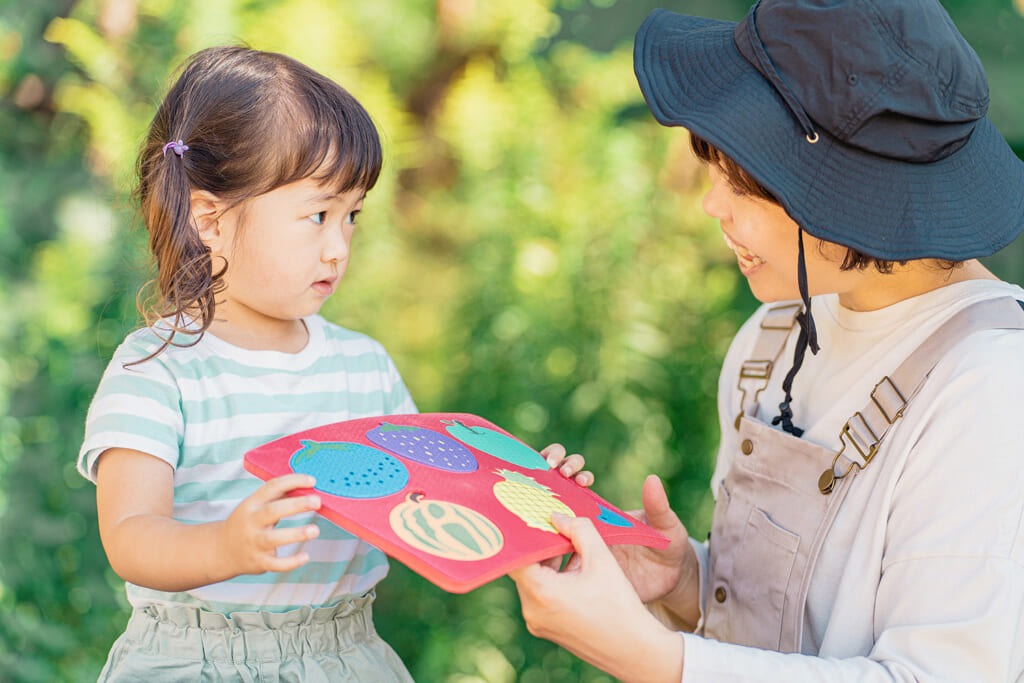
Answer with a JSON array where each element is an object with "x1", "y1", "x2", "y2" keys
[
  {"x1": 562, "y1": 551, "x2": 583, "y2": 573},
  {"x1": 640, "y1": 474, "x2": 678, "y2": 532},
  {"x1": 623, "y1": 508, "x2": 647, "y2": 523},
  {"x1": 508, "y1": 559, "x2": 547, "y2": 584},
  {"x1": 550, "y1": 513, "x2": 607, "y2": 565},
  {"x1": 538, "y1": 554, "x2": 564, "y2": 571}
]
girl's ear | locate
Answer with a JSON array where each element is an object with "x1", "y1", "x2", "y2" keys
[{"x1": 190, "y1": 190, "x2": 226, "y2": 249}]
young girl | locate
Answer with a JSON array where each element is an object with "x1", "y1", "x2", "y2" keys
[
  {"x1": 78, "y1": 46, "x2": 590, "y2": 680},
  {"x1": 74, "y1": 45, "x2": 419, "y2": 681},
  {"x1": 510, "y1": 1, "x2": 1024, "y2": 681}
]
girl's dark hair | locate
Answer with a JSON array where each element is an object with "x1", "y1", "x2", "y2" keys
[
  {"x1": 688, "y1": 134, "x2": 958, "y2": 274},
  {"x1": 134, "y1": 46, "x2": 382, "y2": 359}
]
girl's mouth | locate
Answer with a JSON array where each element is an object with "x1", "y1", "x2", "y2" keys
[
  {"x1": 723, "y1": 232, "x2": 766, "y2": 271},
  {"x1": 311, "y1": 277, "x2": 337, "y2": 296}
]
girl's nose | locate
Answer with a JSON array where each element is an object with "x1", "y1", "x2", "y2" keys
[{"x1": 322, "y1": 223, "x2": 352, "y2": 263}]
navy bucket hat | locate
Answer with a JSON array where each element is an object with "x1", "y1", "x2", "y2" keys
[{"x1": 633, "y1": 0, "x2": 1024, "y2": 261}]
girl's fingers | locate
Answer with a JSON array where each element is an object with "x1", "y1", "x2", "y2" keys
[
  {"x1": 243, "y1": 476, "x2": 320, "y2": 526},
  {"x1": 571, "y1": 470, "x2": 594, "y2": 488},
  {"x1": 253, "y1": 474, "x2": 317, "y2": 503},
  {"x1": 262, "y1": 493, "x2": 322, "y2": 523},
  {"x1": 263, "y1": 550, "x2": 311, "y2": 574},
  {"x1": 265, "y1": 523, "x2": 320, "y2": 549},
  {"x1": 557, "y1": 453, "x2": 585, "y2": 476},
  {"x1": 245, "y1": 493, "x2": 320, "y2": 529},
  {"x1": 541, "y1": 443, "x2": 567, "y2": 466},
  {"x1": 541, "y1": 445, "x2": 593, "y2": 488}
]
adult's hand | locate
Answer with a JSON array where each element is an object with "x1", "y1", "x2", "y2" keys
[
  {"x1": 509, "y1": 513, "x2": 684, "y2": 683},
  {"x1": 611, "y1": 474, "x2": 701, "y2": 627}
]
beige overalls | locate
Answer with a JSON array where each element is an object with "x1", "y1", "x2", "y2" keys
[{"x1": 701, "y1": 296, "x2": 1024, "y2": 653}]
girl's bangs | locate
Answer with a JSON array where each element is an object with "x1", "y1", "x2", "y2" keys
[{"x1": 278, "y1": 90, "x2": 382, "y2": 194}]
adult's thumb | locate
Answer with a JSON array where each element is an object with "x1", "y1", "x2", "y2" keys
[
  {"x1": 640, "y1": 474, "x2": 678, "y2": 532},
  {"x1": 551, "y1": 512, "x2": 604, "y2": 558}
]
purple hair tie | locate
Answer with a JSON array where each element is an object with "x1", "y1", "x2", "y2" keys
[{"x1": 162, "y1": 139, "x2": 189, "y2": 158}]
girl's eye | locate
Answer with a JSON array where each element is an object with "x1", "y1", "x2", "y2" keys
[
  {"x1": 310, "y1": 211, "x2": 328, "y2": 225},
  {"x1": 345, "y1": 210, "x2": 360, "y2": 225}
]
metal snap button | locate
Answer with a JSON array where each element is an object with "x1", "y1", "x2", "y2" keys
[
  {"x1": 740, "y1": 439, "x2": 754, "y2": 455},
  {"x1": 714, "y1": 586, "x2": 727, "y2": 603}
]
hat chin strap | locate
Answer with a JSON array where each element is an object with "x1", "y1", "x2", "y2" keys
[{"x1": 772, "y1": 228, "x2": 820, "y2": 437}]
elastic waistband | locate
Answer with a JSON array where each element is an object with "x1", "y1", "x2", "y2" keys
[{"x1": 129, "y1": 594, "x2": 379, "y2": 663}]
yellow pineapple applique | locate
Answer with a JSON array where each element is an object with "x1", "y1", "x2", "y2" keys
[{"x1": 492, "y1": 469, "x2": 575, "y2": 533}]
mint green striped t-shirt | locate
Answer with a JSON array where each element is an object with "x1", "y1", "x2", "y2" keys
[{"x1": 78, "y1": 315, "x2": 417, "y2": 614}]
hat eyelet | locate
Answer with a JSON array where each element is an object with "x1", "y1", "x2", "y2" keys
[
  {"x1": 805, "y1": 132, "x2": 820, "y2": 144},
  {"x1": 847, "y1": 73, "x2": 859, "y2": 85}
]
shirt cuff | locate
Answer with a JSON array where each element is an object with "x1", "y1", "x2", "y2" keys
[{"x1": 689, "y1": 536, "x2": 709, "y2": 632}]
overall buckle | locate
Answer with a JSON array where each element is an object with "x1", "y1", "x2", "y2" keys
[
  {"x1": 735, "y1": 360, "x2": 774, "y2": 429},
  {"x1": 819, "y1": 376, "x2": 907, "y2": 494}
]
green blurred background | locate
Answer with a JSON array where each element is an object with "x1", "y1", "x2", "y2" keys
[{"x1": 0, "y1": 0, "x2": 1021, "y2": 680}]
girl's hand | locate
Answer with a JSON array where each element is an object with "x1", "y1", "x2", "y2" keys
[
  {"x1": 97, "y1": 448, "x2": 323, "y2": 591},
  {"x1": 536, "y1": 442, "x2": 593, "y2": 571},
  {"x1": 218, "y1": 474, "x2": 323, "y2": 576},
  {"x1": 509, "y1": 513, "x2": 684, "y2": 683},
  {"x1": 540, "y1": 443, "x2": 594, "y2": 487}
]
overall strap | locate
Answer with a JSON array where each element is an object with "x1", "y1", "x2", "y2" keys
[
  {"x1": 818, "y1": 296, "x2": 1024, "y2": 494},
  {"x1": 734, "y1": 302, "x2": 802, "y2": 429}
]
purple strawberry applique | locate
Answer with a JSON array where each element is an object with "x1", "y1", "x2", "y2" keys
[{"x1": 366, "y1": 423, "x2": 478, "y2": 472}]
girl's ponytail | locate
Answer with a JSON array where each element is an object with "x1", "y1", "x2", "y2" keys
[{"x1": 132, "y1": 108, "x2": 224, "y2": 363}]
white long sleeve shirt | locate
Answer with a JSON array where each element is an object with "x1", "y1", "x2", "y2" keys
[{"x1": 682, "y1": 279, "x2": 1024, "y2": 682}]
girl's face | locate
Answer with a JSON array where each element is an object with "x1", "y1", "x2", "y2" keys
[
  {"x1": 204, "y1": 176, "x2": 364, "y2": 349},
  {"x1": 702, "y1": 164, "x2": 862, "y2": 305}
]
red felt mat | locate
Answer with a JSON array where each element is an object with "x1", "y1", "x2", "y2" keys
[{"x1": 244, "y1": 413, "x2": 668, "y2": 593}]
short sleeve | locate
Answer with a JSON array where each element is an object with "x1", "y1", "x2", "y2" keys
[{"x1": 78, "y1": 338, "x2": 184, "y2": 482}]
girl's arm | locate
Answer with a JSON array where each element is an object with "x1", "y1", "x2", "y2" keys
[{"x1": 96, "y1": 447, "x2": 323, "y2": 592}]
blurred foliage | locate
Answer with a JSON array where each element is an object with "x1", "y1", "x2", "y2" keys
[{"x1": 0, "y1": 0, "x2": 1020, "y2": 681}]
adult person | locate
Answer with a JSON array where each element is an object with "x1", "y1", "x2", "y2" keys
[{"x1": 509, "y1": 1, "x2": 1024, "y2": 681}]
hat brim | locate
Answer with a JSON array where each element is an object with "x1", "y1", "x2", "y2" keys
[{"x1": 633, "y1": 9, "x2": 1024, "y2": 261}]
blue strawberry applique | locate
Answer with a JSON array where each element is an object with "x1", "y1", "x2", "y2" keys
[
  {"x1": 596, "y1": 505, "x2": 634, "y2": 528},
  {"x1": 290, "y1": 440, "x2": 408, "y2": 498}
]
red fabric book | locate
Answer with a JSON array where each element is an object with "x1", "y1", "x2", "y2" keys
[{"x1": 244, "y1": 412, "x2": 669, "y2": 593}]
